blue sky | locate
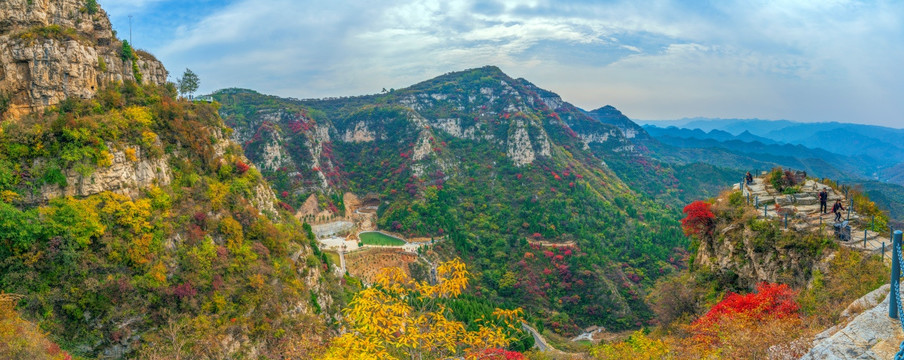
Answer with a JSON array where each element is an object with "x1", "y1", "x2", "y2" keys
[{"x1": 104, "y1": 0, "x2": 904, "y2": 127}]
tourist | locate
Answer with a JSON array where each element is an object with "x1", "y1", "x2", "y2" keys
[
  {"x1": 832, "y1": 199, "x2": 845, "y2": 222},
  {"x1": 745, "y1": 171, "x2": 753, "y2": 185},
  {"x1": 819, "y1": 188, "x2": 828, "y2": 214}
]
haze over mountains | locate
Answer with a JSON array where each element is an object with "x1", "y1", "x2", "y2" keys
[
  {"x1": 638, "y1": 118, "x2": 904, "y2": 183},
  {"x1": 637, "y1": 117, "x2": 904, "y2": 220}
]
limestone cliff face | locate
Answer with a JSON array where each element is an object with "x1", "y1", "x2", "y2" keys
[
  {"x1": 0, "y1": 0, "x2": 167, "y2": 119},
  {"x1": 694, "y1": 222, "x2": 823, "y2": 289},
  {"x1": 29, "y1": 144, "x2": 171, "y2": 203}
]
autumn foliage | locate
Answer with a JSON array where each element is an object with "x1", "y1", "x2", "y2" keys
[
  {"x1": 694, "y1": 282, "x2": 799, "y2": 327},
  {"x1": 683, "y1": 282, "x2": 805, "y2": 358},
  {"x1": 680, "y1": 200, "x2": 715, "y2": 238},
  {"x1": 472, "y1": 348, "x2": 527, "y2": 359},
  {"x1": 0, "y1": 294, "x2": 72, "y2": 360},
  {"x1": 321, "y1": 259, "x2": 525, "y2": 359}
]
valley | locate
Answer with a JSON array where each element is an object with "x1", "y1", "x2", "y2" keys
[{"x1": 0, "y1": 0, "x2": 900, "y2": 358}]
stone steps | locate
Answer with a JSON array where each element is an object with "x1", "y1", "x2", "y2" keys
[{"x1": 740, "y1": 175, "x2": 891, "y2": 258}]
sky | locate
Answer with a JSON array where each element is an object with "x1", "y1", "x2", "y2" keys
[{"x1": 104, "y1": 0, "x2": 904, "y2": 127}]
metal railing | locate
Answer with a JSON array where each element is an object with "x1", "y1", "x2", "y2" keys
[{"x1": 887, "y1": 230, "x2": 904, "y2": 359}]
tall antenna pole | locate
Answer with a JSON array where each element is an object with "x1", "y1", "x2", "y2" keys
[{"x1": 128, "y1": 15, "x2": 133, "y2": 45}]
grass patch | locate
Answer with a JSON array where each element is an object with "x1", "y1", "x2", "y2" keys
[
  {"x1": 359, "y1": 231, "x2": 405, "y2": 246},
  {"x1": 16, "y1": 25, "x2": 82, "y2": 44},
  {"x1": 324, "y1": 251, "x2": 340, "y2": 265}
]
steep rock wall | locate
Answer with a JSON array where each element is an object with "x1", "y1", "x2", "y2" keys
[{"x1": 0, "y1": 0, "x2": 167, "y2": 119}]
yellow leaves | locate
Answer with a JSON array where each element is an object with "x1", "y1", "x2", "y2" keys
[
  {"x1": 0, "y1": 190, "x2": 20, "y2": 203},
  {"x1": 123, "y1": 106, "x2": 154, "y2": 127},
  {"x1": 141, "y1": 130, "x2": 159, "y2": 148},
  {"x1": 219, "y1": 216, "x2": 244, "y2": 249},
  {"x1": 124, "y1": 147, "x2": 138, "y2": 162},
  {"x1": 249, "y1": 273, "x2": 265, "y2": 290},
  {"x1": 590, "y1": 330, "x2": 670, "y2": 360},
  {"x1": 128, "y1": 233, "x2": 154, "y2": 266},
  {"x1": 146, "y1": 261, "x2": 168, "y2": 288},
  {"x1": 492, "y1": 308, "x2": 524, "y2": 325},
  {"x1": 433, "y1": 258, "x2": 469, "y2": 298},
  {"x1": 321, "y1": 259, "x2": 522, "y2": 360},
  {"x1": 207, "y1": 181, "x2": 228, "y2": 211},
  {"x1": 97, "y1": 149, "x2": 114, "y2": 167},
  {"x1": 99, "y1": 192, "x2": 152, "y2": 234}
]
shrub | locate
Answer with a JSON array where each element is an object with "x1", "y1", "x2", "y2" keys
[
  {"x1": 120, "y1": 40, "x2": 136, "y2": 61},
  {"x1": 85, "y1": 0, "x2": 98, "y2": 14},
  {"x1": 590, "y1": 330, "x2": 669, "y2": 360},
  {"x1": 681, "y1": 201, "x2": 714, "y2": 238},
  {"x1": 16, "y1": 25, "x2": 80, "y2": 43}
]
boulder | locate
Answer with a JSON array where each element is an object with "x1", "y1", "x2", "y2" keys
[{"x1": 802, "y1": 285, "x2": 904, "y2": 359}]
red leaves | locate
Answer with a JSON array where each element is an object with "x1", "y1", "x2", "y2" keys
[
  {"x1": 235, "y1": 160, "x2": 250, "y2": 174},
  {"x1": 681, "y1": 200, "x2": 715, "y2": 238},
  {"x1": 695, "y1": 282, "x2": 799, "y2": 327},
  {"x1": 278, "y1": 201, "x2": 294, "y2": 212},
  {"x1": 475, "y1": 348, "x2": 525, "y2": 360},
  {"x1": 173, "y1": 282, "x2": 197, "y2": 299}
]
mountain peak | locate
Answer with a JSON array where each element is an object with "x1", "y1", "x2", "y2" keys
[{"x1": 589, "y1": 105, "x2": 625, "y2": 116}]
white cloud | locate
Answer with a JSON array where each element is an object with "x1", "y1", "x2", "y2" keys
[{"x1": 148, "y1": 0, "x2": 904, "y2": 127}]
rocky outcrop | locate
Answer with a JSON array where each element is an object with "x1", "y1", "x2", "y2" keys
[
  {"x1": 0, "y1": 0, "x2": 167, "y2": 120},
  {"x1": 342, "y1": 121, "x2": 376, "y2": 142},
  {"x1": 695, "y1": 223, "x2": 825, "y2": 289},
  {"x1": 507, "y1": 121, "x2": 536, "y2": 166},
  {"x1": 30, "y1": 144, "x2": 170, "y2": 202},
  {"x1": 801, "y1": 285, "x2": 904, "y2": 359}
]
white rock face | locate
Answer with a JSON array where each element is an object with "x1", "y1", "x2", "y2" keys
[
  {"x1": 342, "y1": 121, "x2": 375, "y2": 142},
  {"x1": 580, "y1": 131, "x2": 613, "y2": 145},
  {"x1": 507, "y1": 121, "x2": 536, "y2": 166},
  {"x1": 33, "y1": 145, "x2": 170, "y2": 202},
  {"x1": 802, "y1": 285, "x2": 904, "y2": 359},
  {"x1": 308, "y1": 125, "x2": 332, "y2": 189},
  {"x1": 540, "y1": 96, "x2": 563, "y2": 110},
  {"x1": 259, "y1": 133, "x2": 287, "y2": 171},
  {"x1": 0, "y1": 0, "x2": 168, "y2": 119},
  {"x1": 412, "y1": 134, "x2": 433, "y2": 161}
]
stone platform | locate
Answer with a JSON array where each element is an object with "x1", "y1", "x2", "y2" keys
[{"x1": 736, "y1": 175, "x2": 892, "y2": 258}]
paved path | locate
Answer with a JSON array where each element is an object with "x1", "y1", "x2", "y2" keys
[
  {"x1": 521, "y1": 322, "x2": 553, "y2": 352},
  {"x1": 736, "y1": 175, "x2": 892, "y2": 258}
]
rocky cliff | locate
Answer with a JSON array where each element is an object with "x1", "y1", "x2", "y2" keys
[
  {"x1": 693, "y1": 191, "x2": 832, "y2": 290},
  {"x1": 0, "y1": 2, "x2": 339, "y2": 358},
  {"x1": 0, "y1": 0, "x2": 167, "y2": 119},
  {"x1": 802, "y1": 285, "x2": 904, "y2": 359}
]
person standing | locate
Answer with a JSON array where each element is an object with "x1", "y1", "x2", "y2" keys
[
  {"x1": 832, "y1": 199, "x2": 845, "y2": 222},
  {"x1": 819, "y1": 188, "x2": 828, "y2": 214},
  {"x1": 746, "y1": 171, "x2": 754, "y2": 185}
]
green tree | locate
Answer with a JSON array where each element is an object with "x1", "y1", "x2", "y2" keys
[
  {"x1": 177, "y1": 68, "x2": 200, "y2": 99},
  {"x1": 85, "y1": 0, "x2": 99, "y2": 14}
]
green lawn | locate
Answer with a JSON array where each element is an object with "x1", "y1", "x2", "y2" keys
[
  {"x1": 359, "y1": 231, "x2": 406, "y2": 246},
  {"x1": 324, "y1": 251, "x2": 340, "y2": 265}
]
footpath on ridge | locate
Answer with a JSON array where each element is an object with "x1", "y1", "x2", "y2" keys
[{"x1": 735, "y1": 173, "x2": 892, "y2": 257}]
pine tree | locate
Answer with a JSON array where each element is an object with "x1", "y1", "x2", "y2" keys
[{"x1": 176, "y1": 68, "x2": 200, "y2": 99}]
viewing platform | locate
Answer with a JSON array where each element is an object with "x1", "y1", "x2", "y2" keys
[{"x1": 735, "y1": 172, "x2": 893, "y2": 257}]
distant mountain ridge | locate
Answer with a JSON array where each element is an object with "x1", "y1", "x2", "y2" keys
[{"x1": 640, "y1": 118, "x2": 904, "y2": 168}]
